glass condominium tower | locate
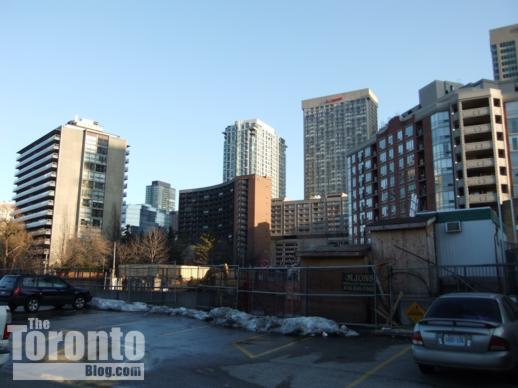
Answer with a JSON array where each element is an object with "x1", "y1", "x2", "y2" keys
[
  {"x1": 223, "y1": 119, "x2": 287, "y2": 199},
  {"x1": 303, "y1": 89, "x2": 378, "y2": 199},
  {"x1": 145, "y1": 180, "x2": 176, "y2": 212}
]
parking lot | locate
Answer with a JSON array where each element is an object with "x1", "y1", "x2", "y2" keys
[{"x1": 1, "y1": 307, "x2": 517, "y2": 387}]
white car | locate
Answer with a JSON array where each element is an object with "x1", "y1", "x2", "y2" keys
[{"x1": 0, "y1": 305, "x2": 11, "y2": 366}]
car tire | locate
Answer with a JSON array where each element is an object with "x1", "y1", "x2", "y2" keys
[
  {"x1": 73, "y1": 295, "x2": 86, "y2": 310},
  {"x1": 24, "y1": 298, "x2": 40, "y2": 313},
  {"x1": 8, "y1": 304, "x2": 16, "y2": 312},
  {"x1": 417, "y1": 364, "x2": 434, "y2": 374}
]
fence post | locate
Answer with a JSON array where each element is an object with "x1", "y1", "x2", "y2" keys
[
  {"x1": 235, "y1": 266, "x2": 240, "y2": 309},
  {"x1": 388, "y1": 266, "x2": 393, "y2": 327},
  {"x1": 373, "y1": 265, "x2": 378, "y2": 328},
  {"x1": 305, "y1": 268, "x2": 309, "y2": 317}
]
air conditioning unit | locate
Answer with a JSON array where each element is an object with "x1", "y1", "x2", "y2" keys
[{"x1": 445, "y1": 221, "x2": 462, "y2": 233}]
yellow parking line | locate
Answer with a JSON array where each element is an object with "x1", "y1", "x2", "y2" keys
[
  {"x1": 233, "y1": 341, "x2": 257, "y2": 359},
  {"x1": 252, "y1": 337, "x2": 311, "y2": 359},
  {"x1": 233, "y1": 335, "x2": 311, "y2": 359},
  {"x1": 346, "y1": 346, "x2": 411, "y2": 388},
  {"x1": 161, "y1": 325, "x2": 207, "y2": 336}
]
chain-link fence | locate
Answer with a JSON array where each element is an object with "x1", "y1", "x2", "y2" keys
[
  {"x1": 57, "y1": 264, "x2": 380, "y2": 326},
  {"x1": 4, "y1": 262, "x2": 518, "y2": 328}
]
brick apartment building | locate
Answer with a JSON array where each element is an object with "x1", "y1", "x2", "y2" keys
[
  {"x1": 348, "y1": 79, "x2": 518, "y2": 244},
  {"x1": 178, "y1": 175, "x2": 272, "y2": 266}
]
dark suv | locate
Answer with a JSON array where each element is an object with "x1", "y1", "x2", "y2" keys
[{"x1": 0, "y1": 275, "x2": 92, "y2": 313}]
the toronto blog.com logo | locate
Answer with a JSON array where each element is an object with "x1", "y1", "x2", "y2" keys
[{"x1": 9, "y1": 318, "x2": 145, "y2": 381}]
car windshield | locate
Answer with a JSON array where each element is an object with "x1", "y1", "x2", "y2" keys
[
  {"x1": 0, "y1": 276, "x2": 17, "y2": 290},
  {"x1": 426, "y1": 297, "x2": 502, "y2": 323}
]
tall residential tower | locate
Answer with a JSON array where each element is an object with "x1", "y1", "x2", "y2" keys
[
  {"x1": 490, "y1": 24, "x2": 518, "y2": 81},
  {"x1": 302, "y1": 89, "x2": 378, "y2": 199},
  {"x1": 13, "y1": 118, "x2": 128, "y2": 266},
  {"x1": 145, "y1": 180, "x2": 176, "y2": 212},
  {"x1": 223, "y1": 119, "x2": 286, "y2": 199}
]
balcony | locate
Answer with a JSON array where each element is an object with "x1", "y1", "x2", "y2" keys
[
  {"x1": 16, "y1": 153, "x2": 58, "y2": 177},
  {"x1": 25, "y1": 219, "x2": 52, "y2": 229},
  {"x1": 15, "y1": 200, "x2": 54, "y2": 215},
  {"x1": 29, "y1": 228, "x2": 52, "y2": 237},
  {"x1": 469, "y1": 192, "x2": 497, "y2": 204},
  {"x1": 14, "y1": 162, "x2": 58, "y2": 184},
  {"x1": 17, "y1": 135, "x2": 60, "y2": 161},
  {"x1": 464, "y1": 140, "x2": 493, "y2": 153},
  {"x1": 462, "y1": 106, "x2": 490, "y2": 119},
  {"x1": 17, "y1": 209, "x2": 53, "y2": 223},
  {"x1": 13, "y1": 181, "x2": 56, "y2": 200},
  {"x1": 466, "y1": 176, "x2": 496, "y2": 187},
  {"x1": 14, "y1": 172, "x2": 57, "y2": 193},
  {"x1": 465, "y1": 158, "x2": 494, "y2": 169},
  {"x1": 16, "y1": 144, "x2": 59, "y2": 168},
  {"x1": 33, "y1": 238, "x2": 51, "y2": 246},
  {"x1": 15, "y1": 190, "x2": 55, "y2": 207},
  {"x1": 463, "y1": 124, "x2": 491, "y2": 136}
]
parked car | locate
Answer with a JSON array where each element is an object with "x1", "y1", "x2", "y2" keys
[
  {"x1": 412, "y1": 293, "x2": 518, "y2": 375},
  {"x1": 0, "y1": 305, "x2": 11, "y2": 366},
  {"x1": 0, "y1": 274, "x2": 92, "y2": 313}
]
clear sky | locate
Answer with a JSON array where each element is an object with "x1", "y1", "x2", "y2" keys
[{"x1": 1, "y1": 0, "x2": 517, "y2": 205}]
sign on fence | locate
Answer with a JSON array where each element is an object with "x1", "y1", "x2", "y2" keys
[
  {"x1": 341, "y1": 272, "x2": 374, "y2": 293},
  {"x1": 405, "y1": 302, "x2": 426, "y2": 323}
]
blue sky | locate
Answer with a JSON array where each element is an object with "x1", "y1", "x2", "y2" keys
[{"x1": 1, "y1": 0, "x2": 517, "y2": 204}]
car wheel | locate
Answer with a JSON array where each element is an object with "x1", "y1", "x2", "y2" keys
[
  {"x1": 8, "y1": 304, "x2": 16, "y2": 312},
  {"x1": 73, "y1": 296, "x2": 86, "y2": 310},
  {"x1": 24, "y1": 298, "x2": 39, "y2": 313},
  {"x1": 417, "y1": 364, "x2": 434, "y2": 374}
]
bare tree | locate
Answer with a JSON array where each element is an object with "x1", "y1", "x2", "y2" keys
[
  {"x1": 117, "y1": 238, "x2": 142, "y2": 265},
  {"x1": 60, "y1": 228, "x2": 110, "y2": 270},
  {"x1": 0, "y1": 209, "x2": 33, "y2": 270},
  {"x1": 139, "y1": 228, "x2": 169, "y2": 264}
]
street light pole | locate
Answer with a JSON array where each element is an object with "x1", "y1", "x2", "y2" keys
[{"x1": 111, "y1": 241, "x2": 117, "y2": 289}]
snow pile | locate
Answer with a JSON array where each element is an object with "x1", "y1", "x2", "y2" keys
[
  {"x1": 275, "y1": 316, "x2": 354, "y2": 336},
  {"x1": 90, "y1": 298, "x2": 358, "y2": 337},
  {"x1": 170, "y1": 306, "x2": 210, "y2": 321},
  {"x1": 209, "y1": 307, "x2": 282, "y2": 333},
  {"x1": 91, "y1": 298, "x2": 149, "y2": 312}
]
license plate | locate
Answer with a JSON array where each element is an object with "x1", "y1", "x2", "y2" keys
[{"x1": 443, "y1": 334, "x2": 466, "y2": 347}]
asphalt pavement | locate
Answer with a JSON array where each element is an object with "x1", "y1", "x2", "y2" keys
[{"x1": 0, "y1": 307, "x2": 515, "y2": 387}]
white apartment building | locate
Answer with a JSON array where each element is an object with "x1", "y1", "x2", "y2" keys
[
  {"x1": 13, "y1": 118, "x2": 128, "y2": 266},
  {"x1": 223, "y1": 119, "x2": 286, "y2": 199}
]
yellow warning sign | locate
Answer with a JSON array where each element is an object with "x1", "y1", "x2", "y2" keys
[{"x1": 405, "y1": 302, "x2": 426, "y2": 323}]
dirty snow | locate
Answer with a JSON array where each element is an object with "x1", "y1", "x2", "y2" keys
[
  {"x1": 90, "y1": 297, "x2": 357, "y2": 337},
  {"x1": 91, "y1": 298, "x2": 149, "y2": 312}
]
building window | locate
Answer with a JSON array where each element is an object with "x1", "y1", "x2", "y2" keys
[
  {"x1": 406, "y1": 139, "x2": 414, "y2": 151},
  {"x1": 379, "y1": 138, "x2": 386, "y2": 150}
]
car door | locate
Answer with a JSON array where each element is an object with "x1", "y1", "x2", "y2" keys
[
  {"x1": 51, "y1": 277, "x2": 74, "y2": 305},
  {"x1": 37, "y1": 276, "x2": 59, "y2": 305},
  {"x1": 20, "y1": 276, "x2": 39, "y2": 298}
]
